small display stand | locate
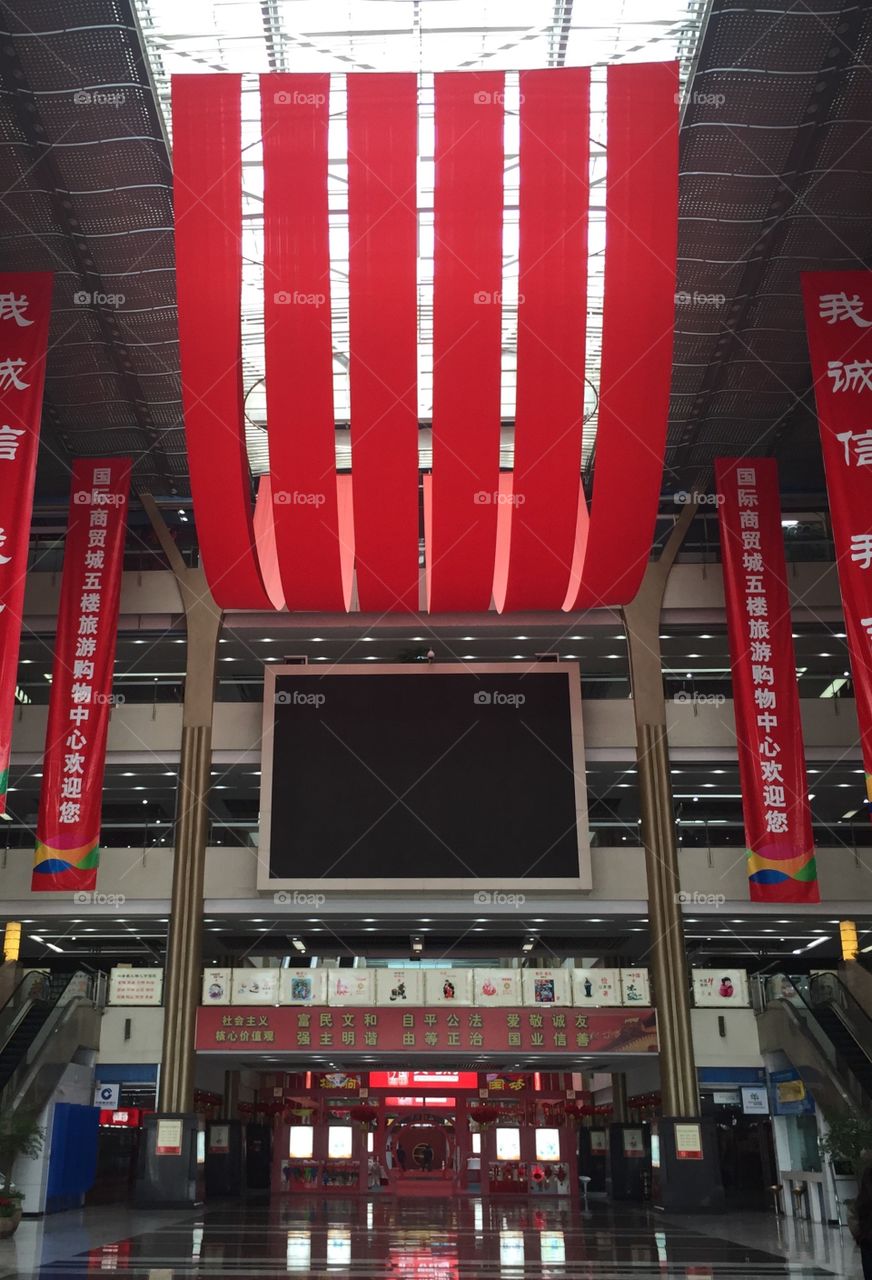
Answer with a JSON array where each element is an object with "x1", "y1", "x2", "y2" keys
[
  {"x1": 282, "y1": 1159, "x2": 360, "y2": 1191},
  {"x1": 489, "y1": 1161, "x2": 529, "y2": 1192}
]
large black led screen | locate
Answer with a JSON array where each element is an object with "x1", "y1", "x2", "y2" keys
[{"x1": 264, "y1": 668, "x2": 583, "y2": 881}]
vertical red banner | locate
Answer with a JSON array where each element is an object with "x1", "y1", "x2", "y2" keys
[
  {"x1": 33, "y1": 458, "x2": 131, "y2": 892},
  {"x1": 801, "y1": 272, "x2": 872, "y2": 818},
  {"x1": 715, "y1": 458, "x2": 818, "y2": 902},
  {"x1": 0, "y1": 273, "x2": 53, "y2": 814}
]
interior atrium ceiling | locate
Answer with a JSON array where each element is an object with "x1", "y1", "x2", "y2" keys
[{"x1": 0, "y1": 0, "x2": 866, "y2": 508}]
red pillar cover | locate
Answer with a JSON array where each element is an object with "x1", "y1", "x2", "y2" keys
[
  {"x1": 715, "y1": 457, "x2": 818, "y2": 902},
  {"x1": 0, "y1": 273, "x2": 52, "y2": 814},
  {"x1": 33, "y1": 458, "x2": 131, "y2": 891},
  {"x1": 801, "y1": 272, "x2": 872, "y2": 818}
]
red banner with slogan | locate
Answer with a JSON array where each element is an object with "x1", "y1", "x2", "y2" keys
[
  {"x1": 0, "y1": 273, "x2": 53, "y2": 815},
  {"x1": 802, "y1": 272, "x2": 872, "y2": 819},
  {"x1": 32, "y1": 458, "x2": 131, "y2": 891},
  {"x1": 715, "y1": 458, "x2": 818, "y2": 902},
  {"x1": 196, "y1": 1006, "x2": 658, "y2": 1055}
]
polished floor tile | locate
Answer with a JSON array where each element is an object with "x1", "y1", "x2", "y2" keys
[{"x1": 0, "y1": 1196, "x2": 864, "y2": 1279}]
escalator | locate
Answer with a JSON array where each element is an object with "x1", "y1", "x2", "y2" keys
[
  {"x1": 0, "y1": 970, "x2": 105, "y2": 1119},
  {"x1": 756, "y1": 973, "x2": 872, "y2": 1118}
]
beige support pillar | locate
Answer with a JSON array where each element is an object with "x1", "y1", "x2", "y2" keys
[
  {"x1": 622, "y1": 497, "x2": 700, "y2": 1118},
  {"x1": 142, "y1": 496, "x2": 222, "y2": 1114}
]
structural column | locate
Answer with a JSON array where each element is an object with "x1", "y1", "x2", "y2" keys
[
  {"x1": 622, "y1": 498, "x2": 699, "y2": 1118},
  {"x1": 141, "y1": 496, "x2": 222, "y2": 1113}
]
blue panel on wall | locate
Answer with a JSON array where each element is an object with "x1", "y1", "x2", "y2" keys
[
  {"x1": 95, "y1": 1063, "x2": 159, "y2": 1084},
  {"x1": 697, "y1": 1067, "x2": 766, "y2": 1085},
  {"x1": 46, "y1": 1104, "x2": 99, "y2": 1212}
]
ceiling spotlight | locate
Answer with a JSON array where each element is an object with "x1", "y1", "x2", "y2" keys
[
  {"x1": 290, "y1": 937, "x2": 306, "y2": 954},
  {"x1": 411, "y1": 936, "x2": 424, "y2": 954},
  {"x1": 521, "y1": 938, "x2": 536, "y2": 953}
]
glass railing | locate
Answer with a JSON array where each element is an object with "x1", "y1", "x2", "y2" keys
[
  {"x1": 0, "y1": 969, "x2": 106, "y2": 1116},
  {"x1": 809, "y1": 972, "x2": 872, "y2": 1060}
]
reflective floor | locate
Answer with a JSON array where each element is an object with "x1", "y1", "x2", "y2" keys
[{"x1": 0, "y1": 1196, "x2": 865, "y2": 1278}]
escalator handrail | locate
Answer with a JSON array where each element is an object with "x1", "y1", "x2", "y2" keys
[
  {"x1": 809, "y1": 972, "x2": 872, "y2": 1054},
  {"x1": 761, "y1": 972, "x2": 872, "y2": 1101},
  {"x1": 0, "y1": 970, "x2": 106, "y2": 1114},
  {"x1": 0, "y1": 970, "x2": 55, "y2": 1056}
]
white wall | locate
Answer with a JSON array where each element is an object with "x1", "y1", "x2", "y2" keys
[{"x1": 97, "y1": 1006, "x2": 164, "y2": 1064}]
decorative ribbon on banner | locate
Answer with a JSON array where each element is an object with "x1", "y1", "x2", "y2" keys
[
  {"x1": 0, "y1": 272, "x2": 52, "y2": 815},
  {"x1": 428, "y1": 73, "x2": 505, "y2": 612},
  {"x1": 172, "y1": 74, "x2": 273, "y2": 611},
  {"x1": 347, "y1": 74, "x2": 420, "y2": 612},
  {"x1": 33, "y1": 459, "x2": 131, "y2": 891},
  {"x1": 801, "y1": 272, "x2": 872, "y2": 818},
  {"x1": 564, "y1": 61, "x2": 679, "y2": 611},
  {"x1": 172, "y1": 68, "x2": 676, "y2": 614},
  {"x1": 261, "y1": 75, "x2": 348, "y2": 611},
  {"x1": 715, "y1": 458, "x2": 818, "y2": 903},
  {"x1": 494, "y1": 68, "x2": 589, "y2": 611}
]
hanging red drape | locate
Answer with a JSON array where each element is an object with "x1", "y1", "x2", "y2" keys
[
  {"x1": 428, "y1": 73, "x2": 505, "y2": 612},
  {"x1": 172, "y1": 74, "x2": 273, "y2": 610},
  {"x1": 347, "y1": 73, "x2": 420, "y2": 612},
  {"x1": 261, "y1": 74, "x2": 348, "y2": 611},
  {"x1": 494, "y1": 68, "x2": 590, "y2": 611},
  {"x1": 564, "y1": 61, "x2": 678, "y2": 611}
]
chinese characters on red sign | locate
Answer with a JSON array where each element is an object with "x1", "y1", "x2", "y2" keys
[
  {"x1": 195, "y1": 1006, "x2": 658, "y2": 1055},
  {"x1": 32, "y1": 458, "x2": 131, "y2": 891},
  {"x1": 716, "y1": 458, "x2": 818, "y2": 902},
  {"x1": 802, "y1": 274, "x2": 872, "y2": 822},
  {"x1": 0, "y1": 274, "x2": 52, "y2": 815}
]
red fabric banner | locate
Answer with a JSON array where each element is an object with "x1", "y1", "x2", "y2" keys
[
  {"x1": 347, "y1": 74, "x2": 420, "y2": 612},
  {"x1": 172, "y1": 74, "x2": 272, "y2": 611},
  {"x1": 495, "y1": 69, "x2": 589, "y2": 611},
  {"x1": 801, "y1": 272, "x2": 872, "y2": 817},
  {"x1": 33, "y1": 458, "x2": 131, "y2": 892},
  {"x1": 715, "y1": 458, "x2": 818, "y2": 902},
  {"x1": 0, "y1": 273, "x2": 52, "y2": 815},
  {"x1": 261, "y1": 75, "x2": 347, "y2": 611},
  {"x1": 196, "y1": 1005, "x2": 658, "y2": 1056},
  {"x1": 429, "y1": 73, "x2": 505, "y2": 612},
  {"x1": 565, "y1": 62, "x2": 678, "y2": 611}
]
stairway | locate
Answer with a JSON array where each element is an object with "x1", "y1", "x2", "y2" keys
[{"x1": 0, "y1": 1004, "x2": 51, "y2": 1091}]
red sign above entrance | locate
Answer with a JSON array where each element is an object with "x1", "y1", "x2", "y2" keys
[
  {"x1": 369, "y1": 1071, "x2": 478, "y2": 1090},
  {"x1": 195, "y1": 1006, "x2": 657, "y2": 1056}
]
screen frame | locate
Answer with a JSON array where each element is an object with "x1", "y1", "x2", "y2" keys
[{"x1": 258, "y1": 662, "x2": 590, "y2": 891}]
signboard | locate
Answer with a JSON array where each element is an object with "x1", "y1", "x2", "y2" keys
[
  {"x1": 484, "y1": 1072, "x2": 528, "y2": 1094},
  {"x1": 327, "y1": 969, "x2": 375, "y2": 1006},
  {"x1": 99, "y1": 1108, "x2": 142, "y2": 1128},
  {"x1": 770, "y1": 1070, "x2": 812, "y2": 1115},
  {"x1": 0, "y1": 272, "x2": 52, "y2": 817},
  {"x1": 423, "y1": 968, "x2": 473, "y2": 1006},
  {"x1": 620, "y1": 968, "x2": 651, "y2": 1005},
  {"x1": 712, "y1": 1090, "x2": 741, "y2": 1107},
  {"x1": 280, "y1": 968, "x2": 327, "y2": 1006},
  {"x1": 94, "y1": 1083, "x2": 120, "y2": 1108},
  {"x1": 571, "y1": 968, "x2": 620, "y2": 1007},
  {"x1": 369, "y1": 1071, "x2": 477, "y2": 1090},
  {"x1": 715, "y1": 456, "x2": 818, "y2": 902},
  {"x1": 231, "y1": 968, "x2": 279, "y2": 1004},
  {"x1": 196, "y1": 1005, "x2": 659, "y2": 1055},
  {"x1": 108, "y1": 968, "x2": 163, "y2": 1007},
  {"x1": 316, "y1": 1072, "x2": 361, "y2": 1092},
  {"x1": 741, "y1": 1085, "x2": 770, "y2": 1115},
  {"x1": 32, "y1": 458, "x2": 131, "y2": 890},
  {"x1": 691, "y1": 969, "x2": 750, "y2": 1008},
  {"x1": 802, "y1": 272, "x2": 872, "y2": 820},
  {"x1": 202, "y1": 968, "x2": 231, "y2": 1005},
  {"x1": 208, "y1": 1124, "x2": 230, "y2": 1154},
  {"x1": 521, "y1": 968, "x2": 571, "y2": 1006},
  {"x1": 473, "y1": 968, "x2": 521, "y2": 1006},
  {"x1": 155, "y1": 1118, "x2": 183, "y2": 1156},
  {"x1": 375, "y1": 968, "x2": 424, "y2": 1006},
  {"x1": 589, "y1": 1129, "x2": 608, "y2": 1154},
  {"x1": 623, "y1": 1128, "x2": 645, "y2": 1158},
  {"x1": 675, "y1": 1122, "x2": 703, "y2": 1160}
]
